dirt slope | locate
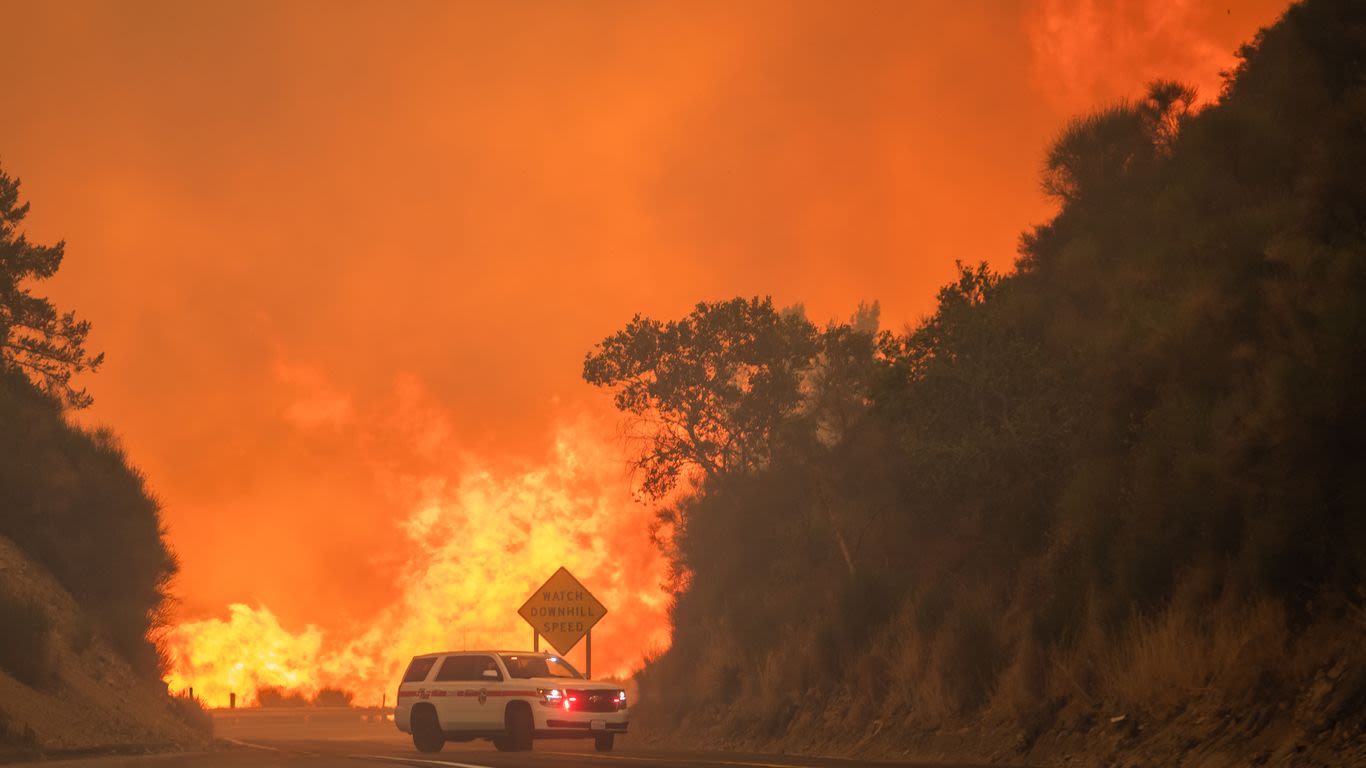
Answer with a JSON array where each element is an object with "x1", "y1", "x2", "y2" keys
[{"x1": 0, "y1": 535, "x2": 208, "y2": 755}]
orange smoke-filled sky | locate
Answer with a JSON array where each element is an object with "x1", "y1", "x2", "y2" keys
[{"x1": 2, "y1": 0, "x2": 1289, "y2": 672}]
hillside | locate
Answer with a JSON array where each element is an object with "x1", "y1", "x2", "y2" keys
[
  {"x1": 594, "y1": 0, "x2": 1366, "y2": 765},
  {"x1": 1, "y1": 167, "x2": 210, "y2": 755},
  {"x1": 0, "y1": 534, "x2": 208, "y2": 757}
]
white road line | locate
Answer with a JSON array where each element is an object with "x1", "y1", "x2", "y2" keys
[
  {"x1": 539, "y1": 752, "x2": 811, "y2": 768},
  {"x1": 222, "y1": 738, "x2": 320, "y2": 757},
  {"x1": 221, "y1": 738, "x2": 280, "y2": 751},
  {"x1": 350, "y1": 754, "x2": 497, "y2": 768}
]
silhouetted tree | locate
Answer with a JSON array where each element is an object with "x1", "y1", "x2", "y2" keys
[
  {"x1": 1041, "y1": 80, "x2": 1195, "y2": 204},
  {"x1": 583, "y1": 297, "x2": 819, "y2": 497},
  {"x1": 0, "y1": 166, "x2": 102, "y2": 408},
  {"x1": 0, "y1": 166, "x2": 171, "y2": 676},
  {"x1": 805, "y1": 301, "x2": 881, "y2": 448}
]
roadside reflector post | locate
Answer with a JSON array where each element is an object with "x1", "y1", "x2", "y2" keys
[{"x1": 229, "y1": 692, "x2": 236, "y2": 709}]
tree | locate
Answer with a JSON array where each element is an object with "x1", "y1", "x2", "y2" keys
[
  {"x1": 1041, "y1": 80, "x2": 1196, "y2": 204},
  {"x1": 583, "y1": 297, "x2": 819, "y2": 498},
  {"x1": 0, "y1": 167, "x2": 103, "y2": 408},
  {"x1": 806, "y1": 301, "x2": 881, "y2": 448}
]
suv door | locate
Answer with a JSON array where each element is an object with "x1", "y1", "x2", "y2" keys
[{"x1": 430, "y1": 654, "x2": 505, "y2": 731}]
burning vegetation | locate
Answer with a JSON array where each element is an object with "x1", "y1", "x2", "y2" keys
[{"x1": 160, "y1": 419, "x2": 670, "y2": 709}]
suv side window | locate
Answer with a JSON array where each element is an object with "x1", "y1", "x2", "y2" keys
[
  {"x1": 435, "y1": 656, "x2": 474, "y2": 681},
  {"x1": 435, "y1": 654, "x2": 503, "y2": 682},
  {"x1": 476, "y1": 655, "x2": 504, "y2": 681},
  {"x1": 402, "y1": 657, "x2": 436, "y2": 683}
]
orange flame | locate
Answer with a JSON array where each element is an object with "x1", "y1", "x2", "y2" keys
[
  {"x1": 162, "y1": 415, "x2": 671, "y2": 708},
  {"x1": 163, "y1": 605, "x2": 325, "y2": 705}
]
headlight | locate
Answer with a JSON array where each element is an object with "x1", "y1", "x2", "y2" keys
[{"x1": 536, "y1": 687, "x2": 563, "y2": 707}]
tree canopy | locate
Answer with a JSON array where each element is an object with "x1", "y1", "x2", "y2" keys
[
  {"x1": 0, "y1": 167, "x2": 171, "y2": 676},
  {"x1": 583, "y1": 297, "x2": 820, "y2": 497},
  {"x1": 0, "y1": 168, "x2": 102, "y2": 409}
]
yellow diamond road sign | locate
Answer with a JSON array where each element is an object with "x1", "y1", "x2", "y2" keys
[{"x1": 518, "y1": 567, "x2": 607, "y2": 656}]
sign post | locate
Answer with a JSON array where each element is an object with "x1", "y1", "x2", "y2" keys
[{"x1": 519, "y1": 566, "x2": 607, "y2": 677}]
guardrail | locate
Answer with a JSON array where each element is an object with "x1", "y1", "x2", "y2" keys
[{"x1": 209, "y1": 706, "x2": 393, "y2": 726}]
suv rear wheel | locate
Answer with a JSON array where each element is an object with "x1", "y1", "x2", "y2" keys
[{"x1": 410, "y1": 705, "x2": 444, "y2": 753}]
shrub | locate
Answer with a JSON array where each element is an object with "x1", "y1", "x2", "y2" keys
[
  {"x1": 256, "y1": 686, "x2": 309, "y2": 708},
  {"x1": 169, "y1": 694, "x2": 213, "y2": 736},
  {"x1": 313, "y1": 687, "x2": 354, "y2": 707},
  {"x1": 0, "y1": 370, "x2": 176, "y2": 678},
  {"x1": 933, "y1": 601, "x2": 1001, "y2": 715},
  {"x1": 0, "y1": 707, "x2": 39, "y2": 749},
  {"x1": 0, "y1": 585, "x2": 56, "y2": 688}
]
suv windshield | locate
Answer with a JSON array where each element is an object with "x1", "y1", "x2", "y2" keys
[{"x1": 500, "y1": 654, "x2": 582, "y2": 680}]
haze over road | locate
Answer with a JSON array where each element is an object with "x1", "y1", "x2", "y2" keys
[{"x1": 24, "y1": 714, "x2": 983, "y2": 768}]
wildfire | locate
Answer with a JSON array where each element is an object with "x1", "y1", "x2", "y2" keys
[
  {"x1": 161, "y1": 415, "x2": 671, "y2": 708},
  {"x1": 162, "y1": 605, "x2": 325, "y2": 705}
]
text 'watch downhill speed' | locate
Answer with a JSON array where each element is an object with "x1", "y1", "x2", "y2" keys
[{"x1": 394, "y1": 650, "x2": 628, "y2": 753}]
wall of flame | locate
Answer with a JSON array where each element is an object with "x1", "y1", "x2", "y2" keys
[{"x1": 161, "y1": 420, "x2": 671, "y2": 708}]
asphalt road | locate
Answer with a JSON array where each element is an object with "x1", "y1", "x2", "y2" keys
[{"x1": 21, "y1": 712, "x2": 981, "y2": 768}]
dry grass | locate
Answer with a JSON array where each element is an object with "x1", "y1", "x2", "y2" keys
[
  {"x1": 1095, "y1": 598, "x2": 1287, "y2": 717},
  {"x1": 637, "y1": 567, "x2": 1363, "y2": 766},
  {"x1": 0, "y1": 535, "x2": 210, "y2": 751},
  {"x1": 168, "y1": 694, "x2": 213, "y2": 735}
]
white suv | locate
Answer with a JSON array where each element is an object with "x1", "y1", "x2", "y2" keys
[{"x1": 394, "y1": 650, "x2": 628, "y2": 753}]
